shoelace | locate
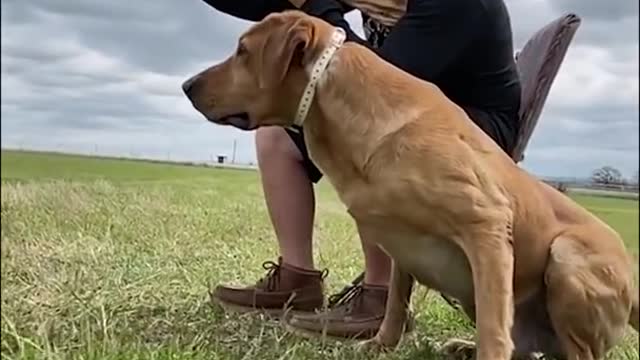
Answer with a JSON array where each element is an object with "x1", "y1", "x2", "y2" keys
[
  {"x1": 328, "y1": 283, "x2": 365, "y2": 312},
  {"x1": 330, "y1": 272, "x2": 461, "y2": 312},
  {"x1": 256, "y1": 261, "x2": 329, "y2": 292},
  {"x1": 257, "y1": 261, "x2": 281, "y2": 291}
]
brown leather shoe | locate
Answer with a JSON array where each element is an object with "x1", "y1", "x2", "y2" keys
[
  {"x1": 211, "y1": 257, "x2": 326, "y2": 317},
  {"x1": 286, "y1": 281, "x2": 415, "y2": 340}
]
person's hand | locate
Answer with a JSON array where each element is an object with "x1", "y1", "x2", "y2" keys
[{"x1": 288, "y1": 0, "x2": 307, "y2": 8}]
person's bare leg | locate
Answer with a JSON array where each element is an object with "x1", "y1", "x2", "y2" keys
[
  {"x1": 359, "y1": 225, "x2": 392, "y2": 287},
  {"x1": 256, "y1": 127, "x2": 315, "y2": 270}
]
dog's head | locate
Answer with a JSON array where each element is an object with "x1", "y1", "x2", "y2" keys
[{"x1": 182, "y1": 11, "x2": 336, "y2": 130}]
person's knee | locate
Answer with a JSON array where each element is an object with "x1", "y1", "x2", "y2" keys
[{"x1": 255, "y1": 127, "x2": 303, "y2": 165}]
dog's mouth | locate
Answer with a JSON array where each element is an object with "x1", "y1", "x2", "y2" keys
[{"x1": 208, "y1": 113, "x2": 256, "y2": 131}]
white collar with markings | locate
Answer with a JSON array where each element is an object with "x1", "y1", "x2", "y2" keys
[{"x1": 290, "y1": 27, "x2": 347, "y2": 129}]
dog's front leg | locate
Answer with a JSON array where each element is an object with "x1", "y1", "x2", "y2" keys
[
  {"x1": 358, "y1": 259, "x2": 414, "y2": 352},
  {"x1": 378, "y1": 260, "x2": 414, "y2": 348},
  {"x1": 460, "y1": 219, "x2": 516, "y2": 360}
]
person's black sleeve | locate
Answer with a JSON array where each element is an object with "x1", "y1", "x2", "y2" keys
[
  {"x1": 199, "y1": 0, "x2": 356, "y2": 23},
  {"x1": 300, "y1": 0, "x2": 369, "y2": 45},
  {"x1": 200, "y1": 0, "x2": 293, "y2": 21}
]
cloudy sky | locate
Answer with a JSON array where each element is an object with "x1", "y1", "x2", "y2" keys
[{"x1": 1, "y1": 0, "x2": 638, "y2": 178}]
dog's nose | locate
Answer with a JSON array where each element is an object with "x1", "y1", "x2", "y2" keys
[{"x1": 182, "y1": 75, "x2": 200, "y2": 96}]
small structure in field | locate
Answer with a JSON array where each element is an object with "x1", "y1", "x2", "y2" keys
[{"x1": 216, "y1": 154, "x2": 228, "y2": 164}]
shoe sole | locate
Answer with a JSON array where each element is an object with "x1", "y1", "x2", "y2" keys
[
  {"x1": 212, "y1": 298, "x2": 315, "y2": 320},
  {"x1": 214, "y1": 299, "x2": 370, "y2": 341},
  {"x1": 283, "y1": 317, "x2": 417, "y2": 342},
  {"x1": 283, "y1": 321, "x2": 376, "y2": 341},
  {"x1": 213, "y1": 298, "x2": 416, "y2": 342}
]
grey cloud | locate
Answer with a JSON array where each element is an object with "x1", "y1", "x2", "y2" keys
[
  {"x1": 10, "y1": 60, "x2": 129, "y2": 88},
  {"x1": 551, "y1": 0, "x2": 639, "y2": 22},
  {"x1": 529, "y1": 115, "x2": 638, "y2": 151},
  {"x1": 3, "y1": 0, "x2": 252, "y2": 74},
  {"x1": 2, "y1": 42, "x2": 75, "y2": 65},
  {"x1": 3, "y1": 0, "x2": 153, "y2": 22},
  {"x1": 65, "y1": 1, "x2": 250, "y2": 74},
  {"x1": 509, "y1": 0, "x2": 638, "y2": 51},
  {"x1": 571, "y1": 16, "x2": 639, "y2": 49},
  {"x1": 523, "y1": 146, "x2": 637, "y2": 179},
  {"x1": 524, "y1": 102, "x2": 638, "y2": 177}
]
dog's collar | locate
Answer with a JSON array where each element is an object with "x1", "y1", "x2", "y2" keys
[{"x1": 291, "y1": 27, "x2": 346, "y2": 129}]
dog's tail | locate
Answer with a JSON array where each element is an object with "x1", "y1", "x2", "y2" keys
[{"x1": 630, "y1": 289, "x2": 639, "y2": 332}]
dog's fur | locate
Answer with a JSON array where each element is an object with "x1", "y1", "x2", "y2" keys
[{"x1": 183, "y1": 11, "x2": 639, "y2": 360}]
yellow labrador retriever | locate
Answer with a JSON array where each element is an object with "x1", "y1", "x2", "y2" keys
[{"x1": 182, "y1": 10, "x2": 639, "y2": 360}]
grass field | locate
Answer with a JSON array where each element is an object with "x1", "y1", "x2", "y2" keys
[{"x1": 1, "y1": 150, "x2": 638, "y2": 360}]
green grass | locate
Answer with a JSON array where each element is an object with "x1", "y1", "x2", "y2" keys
[
  {"x1": 569, "y1": 193, "x2": 639, "y2": 255},
  {"x1": 1, "y1": 150, "x2": 638, "y2": 360}
]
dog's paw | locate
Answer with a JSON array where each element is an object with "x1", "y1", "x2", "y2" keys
[{"x1": 439, "y1": 338, "x2": 476, "y2": 360}]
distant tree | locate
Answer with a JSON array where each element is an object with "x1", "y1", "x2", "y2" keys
[
  {"x1": 591, "y1": 166, "x2": 623, "y2": 185},
  {"x1": 633, "y1": 170, "x2": 639, "y2": 185}
]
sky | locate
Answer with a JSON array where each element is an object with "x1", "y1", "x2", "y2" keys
[{"x1": 1, "y1": 0, "x2": 638, "y2": 178}]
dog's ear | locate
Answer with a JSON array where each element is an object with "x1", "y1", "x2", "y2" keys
[{"x1": 258, "y1": 18, "x2": 314, "y2": 89}]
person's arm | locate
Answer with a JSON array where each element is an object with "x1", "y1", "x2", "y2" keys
[
  {"x1": 290, "y1": 0, "x2": 369, "y2": 46},
  {"x1": 201, "y1": 0, "x2": 293, "y2": 22}
]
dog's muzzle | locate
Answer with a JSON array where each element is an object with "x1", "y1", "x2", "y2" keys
[{"x1": 181, "y1": 76, "x2": 255, "y2": 131}]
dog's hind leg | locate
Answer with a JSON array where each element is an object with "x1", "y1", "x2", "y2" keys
[{"x1": 544, "y1": 234, "x2": 634, "y2": 360}]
